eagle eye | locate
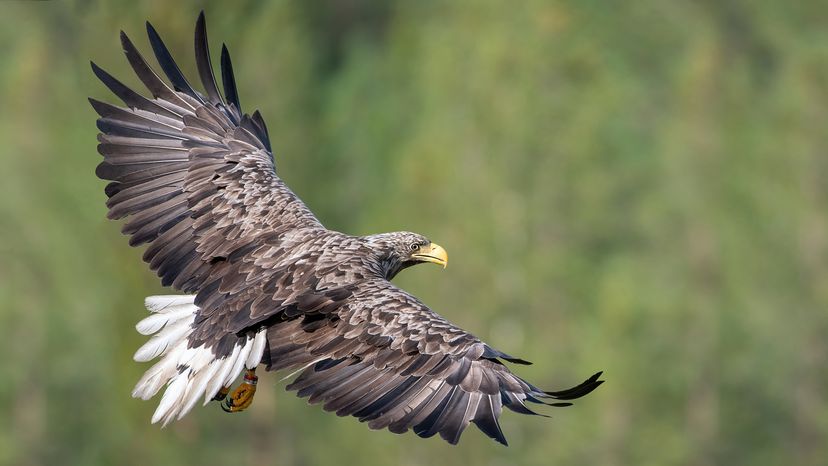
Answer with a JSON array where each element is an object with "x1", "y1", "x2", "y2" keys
[{"x1": 409, "y1": 242, "x2": 420, "y2": 251}]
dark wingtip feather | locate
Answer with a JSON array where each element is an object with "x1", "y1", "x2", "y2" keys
[
  {"x1": 194, "y1": 10, "x2": 223, "y2": 104},
  {"x1": 472, "y1": 396, "x2": 508, "y2": 446},
  {"x1": 251, "y1": 110, "x2": 272, "y2": 152},
  {"x1": 545, "y1": 371, "x2": 604, "y2": 400},
  {"x1": 505, "y1": 357, "x2": 532, "y2": 365},
  {"x1": 220, "y1": 43, "x2": 240, "y2": 112},
  {"x1": 90, "y1": 61, "x2": 106, "y2": 80},
  {"x1": 119, "y1": 28, "x2": 188, "y2": 108},
  {"x1": 120, "y1": 29, "x2": 137, "y2": 56},
  {"x1": 481, "y1": 345, "x2": 533, "y2": 365},
  {"x1": 90, "y1": 62, "x2": 142, "y2": 110},
  {"x1": 90, "y1": 61, "x2": 122, "y2": 95},
  {"x1": 146, "y1": 20, "x2": 203, "y2": 103},
  {"x1": 473, "y1": 420, "x2": 509, "y2": 447},
  {"x1": 502, "y1": 392, "x2": 548, "y2": 417},
  {"x1": 89, "y1": 61, "x2": 107, "y2": 91},
  {"x1": 88, "y1": 97, "x2": 106, "y2": 115}
]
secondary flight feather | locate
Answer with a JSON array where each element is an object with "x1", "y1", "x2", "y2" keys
[{"x1": 90, "y1": 11, "x2": 603, "y2": 445}]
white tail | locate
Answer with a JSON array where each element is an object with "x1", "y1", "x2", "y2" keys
[{"x1": 132, "y1": 295, "x2": 267, "y2": 426}]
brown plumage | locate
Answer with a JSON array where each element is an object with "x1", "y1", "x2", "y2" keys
[{"x1": 91, "y1": 11, "x2": 602, "y2": 445}]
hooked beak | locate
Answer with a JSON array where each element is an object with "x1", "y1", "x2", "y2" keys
[{"x1": 412, "y1": 243, "x2": 448, "y2": 268}]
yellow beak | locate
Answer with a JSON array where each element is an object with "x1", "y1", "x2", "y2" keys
[{"x1": 412, "y1": 243, "x2": 448, "y2": 268}]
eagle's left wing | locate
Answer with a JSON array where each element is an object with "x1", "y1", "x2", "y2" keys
[{"x1": 264, "y1": 279, "x2": 603, "y2": 445}]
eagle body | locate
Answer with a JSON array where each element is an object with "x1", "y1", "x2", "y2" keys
[{"x1": 91, "y1": 12, "x2": 602, "y2": 445}]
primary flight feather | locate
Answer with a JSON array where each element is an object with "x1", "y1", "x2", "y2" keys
[{"x1": 90, "y1": 11, "x2": 603, "y2": 445}]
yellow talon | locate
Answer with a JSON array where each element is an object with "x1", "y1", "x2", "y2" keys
[{"x1": 221, "y1": 369, "x2": 258, "y2": 413}]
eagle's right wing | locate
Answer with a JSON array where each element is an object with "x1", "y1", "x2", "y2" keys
[
  {"x1": 92, "y1": 13, "x2": 323, "y2": 293},
  {"x1": 92, "y1": 14, "x2": 331, "y2": 349}
]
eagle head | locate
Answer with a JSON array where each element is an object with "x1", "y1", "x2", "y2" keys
[{"x1": 364, "y1": 232, "x2": 448, "y2": 279}]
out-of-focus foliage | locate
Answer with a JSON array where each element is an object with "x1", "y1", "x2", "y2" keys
[{"x1": 1, "y1": 0, "x2": 828, "y2": 464}]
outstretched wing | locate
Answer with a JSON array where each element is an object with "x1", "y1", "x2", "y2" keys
[
  {"x1": 264, "y1": 279, "x2": 604, "y2": 445},
  {"x1": 92, "y1": 14, "x2": 327, "y2": 346}
]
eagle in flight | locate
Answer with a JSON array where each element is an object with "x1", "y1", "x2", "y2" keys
[{"x1": 90, "y1": 12, "x2": 603, "y2": 445}]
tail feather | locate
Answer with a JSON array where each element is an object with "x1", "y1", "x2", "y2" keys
[
  {"x1": 133, "y1": 316, "x2": 191, "y2": 362},
  {"x1": 145, "y1": 294, "x2": 198, "y2": 311},
  {"x1": 132, "y1": 294, "x2": 267, "y2": 426},
  {"x1": 135, "y1": 306, "x2": 193, "y2": 335}
]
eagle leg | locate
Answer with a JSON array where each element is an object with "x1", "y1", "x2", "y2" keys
[
  {"x1": 211, "y1": 386, "x2": 231, "y2": 402},
  {"x1": 220, "y1": 369, "x2": 258, "y2": 413}
]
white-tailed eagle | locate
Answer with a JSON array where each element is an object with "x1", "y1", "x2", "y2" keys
[{"x1": 90, "y1": 12, "x2": 603, "y2": 445}]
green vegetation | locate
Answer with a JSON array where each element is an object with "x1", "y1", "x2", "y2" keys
[{"x1": 1, "y1": 1, "x2": 827, "y2": 464}]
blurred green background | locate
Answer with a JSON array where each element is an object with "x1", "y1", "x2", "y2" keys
[{"x1": 2, "y1": 0, "x2": 828, "y2": 465}]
